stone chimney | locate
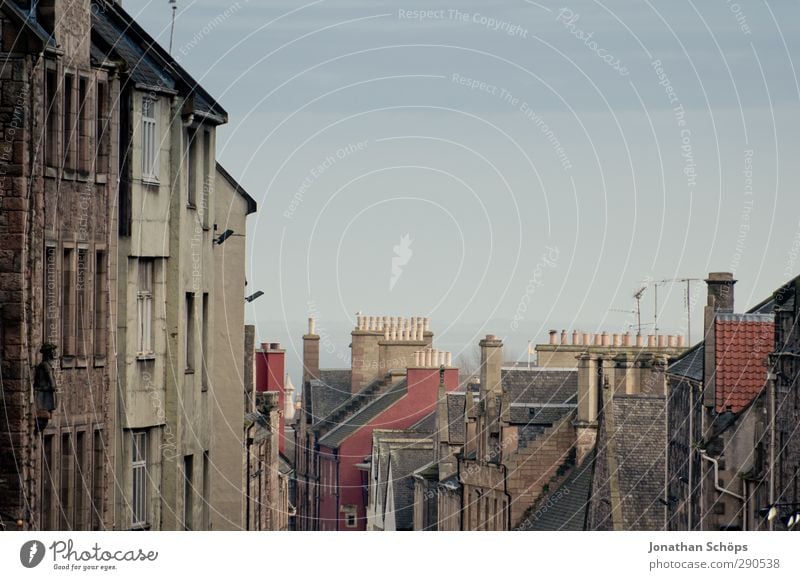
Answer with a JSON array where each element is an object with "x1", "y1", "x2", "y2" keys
[
  {"x1": 705, "y1": 272, "x2": 736, "y2": 313},
  {"x1": 284, "y1": 375, "x2": 295, "y2": 422},
  {"x1": 479, "y1": 334, "x2": 503, "y2": 395},
  {"x1": 575, "y1": 353, "x2": 600, "y2": 464},
  {"x1": 36, "y1": 1, "x2": 92, "y2": 64},
  {"x1": 302, "y1": 318, "x2": 320, "y2": 385}
]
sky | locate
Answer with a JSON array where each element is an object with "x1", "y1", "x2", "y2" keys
[{"x1": 132, "y1": 0, "x2": 800, "y2": 386}]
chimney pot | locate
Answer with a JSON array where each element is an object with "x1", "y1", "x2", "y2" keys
[
  {"x1": 636, "y1": 334, "x2": 643, "y2": 347},
  {"x1": 648, "y1": 335, "x2": 656, "y2": 347},
  {"x1": 677, "y1": 335, "x2": 686, "y2": 347},
  {"x1": 308, "y1": 317, "x2": 316, "y2": 335},
  {"x1": 622, "y1": 333, "x2": 631, "y2": 347},
  {"x1": 560, "y1": 330, "x2": 568, "y2": 344},
  {"x1": 583, "y1": 333, "x2": 591, "y2": 345},
  {"x1": 657, "y1": 335, "x2": 666, "y2": 347},
  {"x1": 549, "y1": 330, "x2": 557, "y2": 345}
]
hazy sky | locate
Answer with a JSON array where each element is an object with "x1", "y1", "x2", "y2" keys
[{"x1": 133, "y1": 0, "x2": 800, "y2": 384}]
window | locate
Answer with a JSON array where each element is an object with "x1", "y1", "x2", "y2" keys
[
  {"x1": 94, "y1": 251, "x2": 107, "y2": 360},
  {"x1": 60, "y1": 433, "x2": 73, "y2": 529},
  {"x1": 202, "y1": 451, "x2": 210, "y2": 530},
  {"x1": 141, "y1": 97, "x2": 159, "y2": 181},
  {"x1": 41, "y1": 434, "x2": 55, "y2": 529},
  {"x1": 45, "y1": 67, "x2": 58, "y2": 167},
  {"x1": 76, "y1": 248, "x2": 90, "y2": 361},
  {"x1": 92, "y1": 429, "x2": 104, "y2": 530},
  {"x1": 131, "y1": 431, "x2": 148, "y2": 528},
  {"x1": 61, "y1": 247, "x2": 75, "y2": 357},
  {"x1": 342, "y1": 505, "x2": 357, "y2": 528},
  {"x1": 187, "y1": 129, "x2": 197, "y2": 206},
  {"x1": 183, "y1": 455, "x2": 194, "y2": 530},
  {"x1": 74, "y1": 431, "x2": 86, "y2": 530},
  {"x1": 78, "y1": 77, "x2": 89, "y2": 174},
  {"x1": 185, "y1": 293, "x2": 195, "y2": 371},
  {"x1": 44, "y1": 244, "x2": 58, "y2": 344},
  {"x1": 136, "y1": 260, "x2": 154, "y2": 356},
  {"x1": 201, "y1": 293, "x2": 209, "y2": 390},
  {"x1": 95, "y1": 81, "x2": 108, "y2": 174},
  {"x1": 63, "y1": 73, "x2": 74, "y2": 170}
]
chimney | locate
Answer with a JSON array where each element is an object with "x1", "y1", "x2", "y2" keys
[
  {"x1": 303, "y1": 317, "x2": 320, "y2": 384},
  {"x1": 705, "y1": 272, "x2": 736, "y2": 313},
  {"x1": 479, "y1": 334, "x2": 503, "y2": 395},
  {"x1": 284, "y1": 375, "x2": 296, "y2": 422},
  {"x1": 255, "y1": 342, "x2": 287, "y2": 454}
]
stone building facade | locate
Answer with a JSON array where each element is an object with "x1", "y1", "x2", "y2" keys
[{"x1": 0, "y1": 0, "x2": 119, "y2": 531}]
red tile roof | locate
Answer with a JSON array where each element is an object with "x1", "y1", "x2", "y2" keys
[{"x1": 714, "y1": 315, "x2": 774, "y2": 414}]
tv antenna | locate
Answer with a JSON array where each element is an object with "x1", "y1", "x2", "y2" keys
[{"x1": 169, "y1": 1, "x2": 178, "y2": 55}]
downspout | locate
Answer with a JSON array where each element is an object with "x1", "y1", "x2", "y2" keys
[
  {"x1": 768, "y1": 370, "x2": 776, "y2": 532},
  {"x1": 334, "y1": 448, "x2": 340, "y2": 531},
  {"x1": 500, "y1": 462, "x2": 512, "y2": 531},
  {"x1": 700, "y1": 452, "x2": 746, "y2": 529}
]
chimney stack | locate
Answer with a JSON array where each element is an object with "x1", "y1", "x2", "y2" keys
[
  {"x1": 479, "y1": 334, "x2": 503, "y2": 395},
  {"x1": 705, "y1": 272, "x2": 736, "y2": 313},
  {"x1": 303, "y1": 317, "x2": 320, "y2": 384}
]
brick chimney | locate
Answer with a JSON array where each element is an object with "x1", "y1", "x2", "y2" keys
[
  {"x1": 703, "y1": 272, "x2": 736, "y2": 408},
  {"x1": 302, "y1": 317, "x2": 320, "y2": 385}
]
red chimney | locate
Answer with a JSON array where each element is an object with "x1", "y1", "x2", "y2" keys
[{"x1": 255, "y1": 342, "x2": 286, "y2": 454}]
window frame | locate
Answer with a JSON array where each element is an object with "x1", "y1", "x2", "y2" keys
[
  {"x1": 141, "y1": 96, "x2": 160, "y2": 183},
  {"x1": 136, "y1": 259, "x2": 155, "y2": 358},
  {"x1": 131, "y1": 431, "x2": 148, "y2": 529}
]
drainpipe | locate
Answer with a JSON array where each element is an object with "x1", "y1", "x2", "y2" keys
[
  {"x1": 700, "y1": 452, "x2": 746, "y2": 529},
  {"x1": 500, "y1": 462, "x2": 512, "y2": 531},
  {"x1": 768, "y1": 370, "x2": 777, "y2": 531}
]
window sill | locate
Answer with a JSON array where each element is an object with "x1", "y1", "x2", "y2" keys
[
  {"x1": 136, "y1": 354, "x2": 156, "y2": 361},
  {"x1": 130, "y1": 523, "x2": 151, "y2": 531},
  {"x1": 95, "y1": 173, "x2": 108, "y2": 184},
  {"x1": 185, "y1": 368, "x2": 195, "y2": 375},
  {"x1": 142, "y1": 177, "x2": 160, "y2": 187},
  {"x1": 45, "y1": 166, "x2": 58, "y2": 178},
  {"x1": 76, "y1": 172, "x2": 90, "y2": 182},
  {"x1": 187, "y1": 203, "x2": 197, "y2": 210},
  {"x1": 61, "y1": 356, "x2": 76, "y2": 369},
  {"x1": 76, "y1": 356, "x2": 88, "y2": 368},
  {"x1": 93, "y1": 355, "x2": 106, "y2": 368}
]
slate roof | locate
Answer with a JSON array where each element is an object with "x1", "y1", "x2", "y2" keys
[
  {"x1": 307, "y1": 370, "x2": 351, "y2": 423},
  {"x1": 509, "y1": 404, "x2": 577, "y2": 425},
  {"x1": 373, "y1": 431, "x2": 432, "y2": 527},
  {"x1": 502, "y1": 368, "x2": 578, "y2": 407},
  {"x1": 521, "y1": 451, "x2": 595, "y2": 531},
  {"x1": 389, "y1": 447, "x2": 434, "y2": 530},
  {"x1": 91, "y1": 0, "x2": 226, "y2": 121},
  {"x1": 318, "y1": 379, "x2": 408, "y2": 448},
  {"x1": 609, "y1": 395, "x2": 666, "y2": 531},
  {"x1": 714, "y1": 313, "x2": 774, "y2": 414},
  {"x1": 409, "y1": 411, "x2": 436, "y2": 433},
  {"x1": 0, "y1": 2, "x2": 56, "y2": 48},
  {"x1": 667, "y1": 343, "x2": 704, "y2": 382},
  {"x1": 447, "y1": 393, "x2": 466, "y2": 444}
]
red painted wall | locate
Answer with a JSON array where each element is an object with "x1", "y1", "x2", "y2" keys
[
  {"x1": 255, "y1": 343, "x2": 286, "y2": 454},
  {"x1": 318, "y1": 367, "x2": 459, "y2": 530}
]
